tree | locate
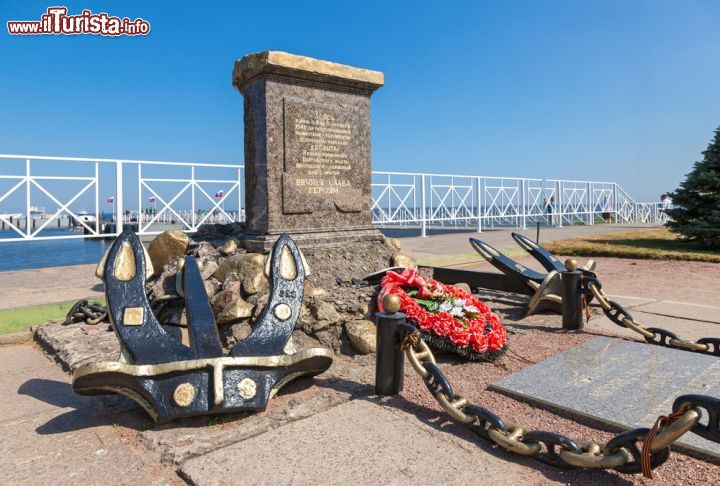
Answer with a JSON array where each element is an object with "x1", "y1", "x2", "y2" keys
[{"x1": 666, "y1": 126, "x2": 720, "y2": 249}]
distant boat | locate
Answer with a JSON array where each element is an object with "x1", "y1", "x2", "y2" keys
[
  {"x1": 74, "y1": 209, "x2": 97, "y2": 224},
  {"x1": 29, "y1": 206, "x2": 47, "y2": 218}
]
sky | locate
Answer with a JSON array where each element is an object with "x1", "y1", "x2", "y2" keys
[{"x1": 1, "y1": 0, "x2": 719, "y2": 205}]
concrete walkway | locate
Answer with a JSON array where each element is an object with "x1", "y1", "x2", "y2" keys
[
  {"x1": 0, "y1": 264, "x2": 103, "y2": 310},
  {"x1": 390, "y1": 223, "x2": 656, "y2": 261},
  {"x1": 0, "y1": 344, "x2": 179, "y2": 485},
  {"x1": 1, "y1": 344, "x2": 533, "y2": 485},
  {"x1": 1, "y1": 224, "x2": 719, "y2": 484}
]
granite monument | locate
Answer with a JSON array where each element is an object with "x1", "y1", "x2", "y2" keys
[{"x1": 232, "y1": 51, "x2": 385, "y2": 251}]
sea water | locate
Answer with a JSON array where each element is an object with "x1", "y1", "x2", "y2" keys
[{"x1": 0, "y1": 228, "x2": 111, "y2": 272}]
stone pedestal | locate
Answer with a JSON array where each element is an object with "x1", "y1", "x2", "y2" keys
[{"x1": 232, "y1": 51, "x2": 385, "y2": 251}]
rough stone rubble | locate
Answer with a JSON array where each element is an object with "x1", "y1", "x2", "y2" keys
[{"x1": 143, "y1": 224, "x2": 417, "y2": 356}]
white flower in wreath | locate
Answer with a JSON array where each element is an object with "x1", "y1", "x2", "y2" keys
[
  {"x1": 450, "y1": 306, "x2": 465, "y2": 317},
  {"x1": 438, "y1": 301, "x2": 453, "y2": 313},
  {"x1": 454, "y1": 299, "x2": 466, "y2": 307},
  {"x1": 463, "y1": 305, "x2": 479, "y2": 314}
]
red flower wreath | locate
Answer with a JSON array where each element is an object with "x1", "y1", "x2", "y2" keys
[{"x1": 379, "y1": 268, "x2": 506, "y2": 356}]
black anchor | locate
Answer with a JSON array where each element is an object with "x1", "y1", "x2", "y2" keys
[
  {"x1": 72, "y1": 230, "x2": 332, "y2": 422},
  {"x1": 469, "y1": 232, "x2": 597, "y2": 294}
]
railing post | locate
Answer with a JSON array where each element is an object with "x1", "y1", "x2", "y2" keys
[
  {"x1": 238, "y1": 167, "x2": 243, "y2": 223},
  {"x1": 191, "y1": 166, "x2": 196, "y2": 230},
  {"x1": 586, "y1": 182, "x2": 593, "y2": 225},
  {"x1": 521, "y1": 178, "x2": 527, "y2": 230},
  {"x1": 612, "y1": 184, "x2": 619, "y2": 224},
  {"x1": 25, "y1": 159, "x2": 31, "y2": 237},
  {"x1": 476, "y1": 176, "x2": 482, "y2": 233},
  {"x1": 557, "y1": 181, "x2": 563, "y2": 228},
  {"x1": 115, "y1": 161, "x2": 123, "y2": 234},
  {"x1": 421, "y1": 174, "x2": 427, "y2": 237},
  {"x1": 137, "y1": 164, "x2": 142, "y2": 230},
  {"x1": 94, "y1": 162, "x2": 100, "y2": 234}
]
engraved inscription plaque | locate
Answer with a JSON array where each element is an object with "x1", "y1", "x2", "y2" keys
[{"x1": 282, "y1": 98, "x2": 364, "y2": 214}]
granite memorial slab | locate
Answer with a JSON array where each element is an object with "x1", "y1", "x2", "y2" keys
[
  {"x1": 490, "y1": 336, "x2": 720, "y2": 458},
  {"x1": 232, "y1": 51, "x2": 385, "y2": 251}
]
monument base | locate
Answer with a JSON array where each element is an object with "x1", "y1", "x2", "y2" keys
[{"x1": 243, "y1": 227, "x2": 384, "y2": 253}]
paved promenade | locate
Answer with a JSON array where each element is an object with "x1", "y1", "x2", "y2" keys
[
  {"x1": 392, "y1": 223, "x2": 655, "y2": 261},
  {"x1": 1, "y1": 225, "x2": 719, "y2": 484},
  {"x1": 0, "y1": 263, "x2": 103, "y2": 311}
]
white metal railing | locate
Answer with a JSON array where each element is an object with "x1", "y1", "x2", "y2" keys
[
  {"x1": 0, "y1": 154, "x2": 668, "y2": 242},
  {"x1": 634, "y1": 202, "x2": 670, "y2": 225},
  {"x1": 0, "y1": 154, "x2": 242, "y2": 242},
  {"x1": 370, "y1": 171, "x2": 668, "y2": 236}
]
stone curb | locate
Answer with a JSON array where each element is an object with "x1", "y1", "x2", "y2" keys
[{"x1": 0, "y1": 328, "x2": 34, "y2": 345}]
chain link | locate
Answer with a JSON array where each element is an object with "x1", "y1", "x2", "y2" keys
[
  {"x1": 64, "y1": 298, "x2": 108, "y2": 325},
  {"x1": 403, "y1": 332, "x2": 706, "y2": 476},
  {"x1": 586, "y1": 282, "x2": 719, "y2": 356}
]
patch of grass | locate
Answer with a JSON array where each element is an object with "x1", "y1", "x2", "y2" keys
[
  {"x1": 0, "y1": 299, "x2": 105, "y2": 335},
  {"x1": 543, "y1": 229, "x2": 720, "y2": 262}
]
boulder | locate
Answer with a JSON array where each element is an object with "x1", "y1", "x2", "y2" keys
[
  {"x1": 194, "y1": 241, "x2": 220, "y2": 261},
  {"x1": 384, "y1": 237, "x2": 402, "y2": 253},
  {"x1": 217, "y1": 298, "x2": 255, "y2": 325},
  {"x1": 148, "y1": 231, "x2": 190, "y2": 276},
  {"x1": 211, "y1": 281, "x2": 241, "y2": 314},
  {"x1": 159, "y1": 306, "x2": 186, "y2": 327},
  {"x1": 219, "y1": 239, "x2": 238, "y2": 256},
  {"x1": 288, "y1": 330, "x2": 323, "y2": 352},
  {"x1": 204, "y1": 279, "x2": 219, "y2": 299},
  {"x1": 304, "y1": 283, "x2": 327, "y2": 297},
  {"x1": 345, "y1": 320, "x2": 377, "y2": 354},
  {"x1": 230, "y1": 322, "x2": 252, "y2": 342},
  {"x1": 246, "y1": 292, "x2": 269, "y2": 320},
  {"x1": 310, "y1": 301, "x2": 341, "y2": 323},
  {"x1": 214, "y1": 253, "x2": 268, "y2": 295},
  {"x1": 392, "y1": 253, "x2": 417, "y2": 270},
  {"x1": 200, "y1": 260, "x2": 219, "y2": 280},
  {"x1": 314, "y1": 327, "x2": 342, "y2": 353},
  {"x1": 454, "y1": 282, "x2": 472, "y2": 294},
  {"x1": 312, "y1": 320, "x2": 331, "y2": 333},
  {"x1": 150, "y1": 266, "x2": 177, "y2": 299}
]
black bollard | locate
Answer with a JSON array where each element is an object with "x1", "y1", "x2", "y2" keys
[
  {"x1": 375, "y1": 294, "x2": 410, "y2": 396},
  {"x1": 561, "y1": 259, "x2": 583, "y2": 330}
]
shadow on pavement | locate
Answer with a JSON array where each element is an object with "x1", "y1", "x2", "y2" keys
[
  {"x1": 18, "y1": 378, "x2": 150, "y2": 434},
  {"x1": 375, "y1": 393, "x2": 633, "y2": 485}
]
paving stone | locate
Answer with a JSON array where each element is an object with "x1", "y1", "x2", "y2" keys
[
  {"x1": 139, "y1": 356, "x2": 378, "y2": 464},
  {"x1": 631, "y1": 300, "x2": 720, "y2": 324},
  {"x1": 179, "y1": 400, "x2": 530, "y2": 485},
  {"x1": 490, "y1": 336, "x2": 720, "y2": 458},
  {"x1": 0, "y1": 346, "x2": 173, "y2": 486}
]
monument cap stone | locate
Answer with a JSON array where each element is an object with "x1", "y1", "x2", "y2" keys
[
  {"x1": 233, "y1": 51, "x2": 384, "y2": 93},
  {"x1": 233, "y1": 51, "x2": 385, "y2": 251}
]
